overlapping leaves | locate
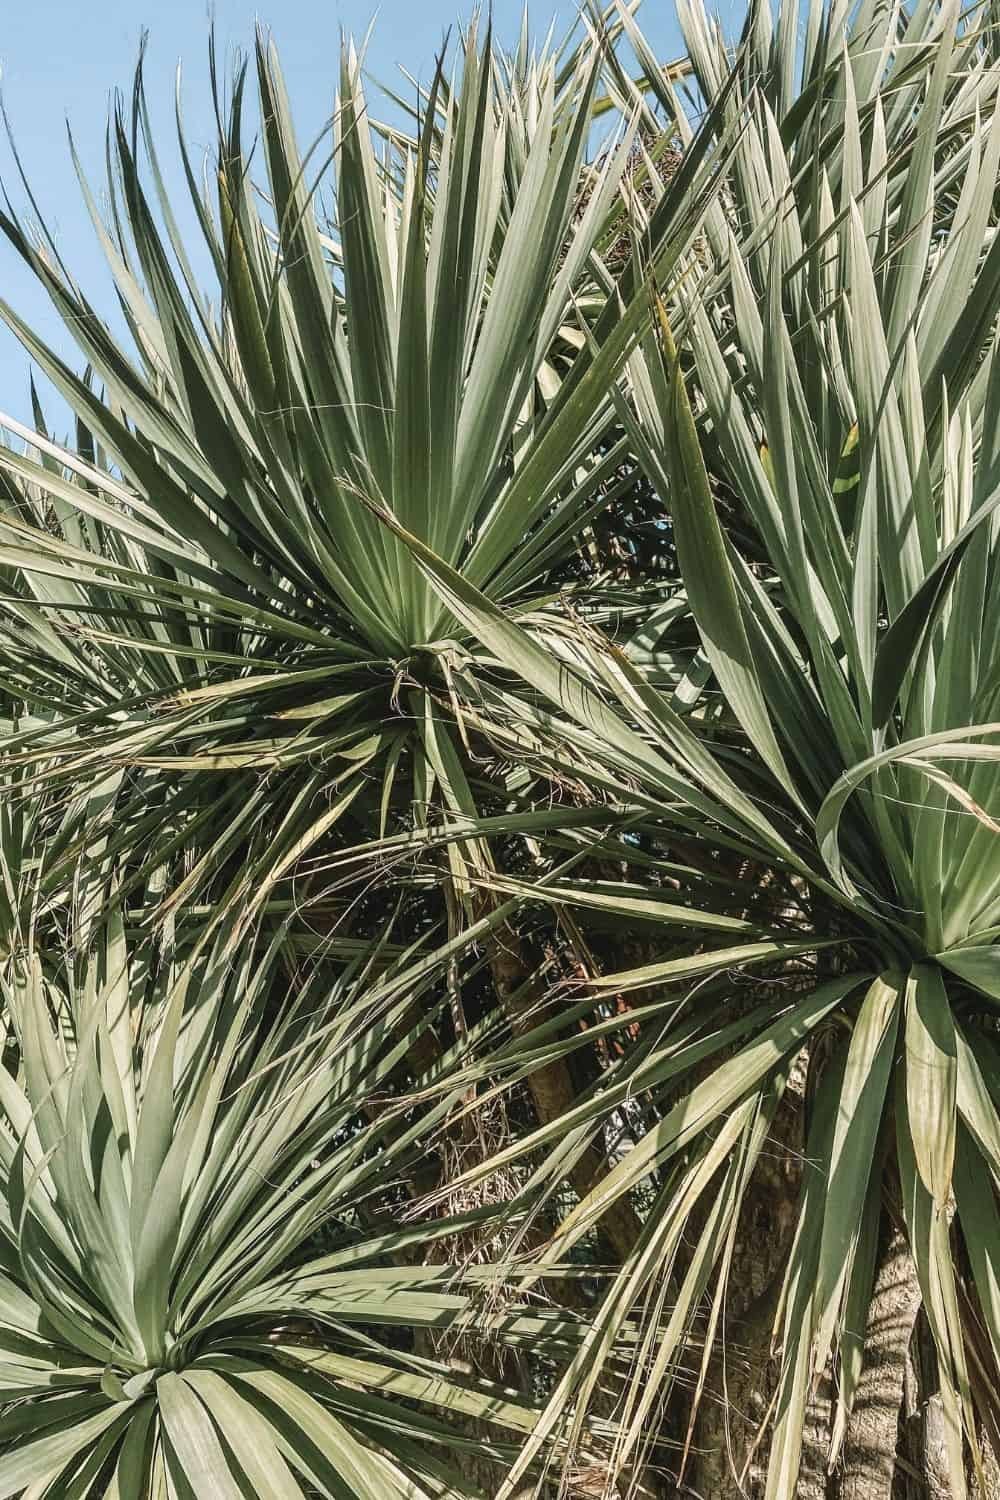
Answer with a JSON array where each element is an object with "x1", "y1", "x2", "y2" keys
[
  {"x1": 0, "y1": 14, "x2": 728, "y2": 921},
  {"x1": 0, "y1": 899, "x2": 601, "y2": 1498},
  {"x1": 2, "y1": 0, "x2": 1000, "y2": 1495},
  {"x1": 360, "y1": 0, "x2": 1000, "y2": 1490}
]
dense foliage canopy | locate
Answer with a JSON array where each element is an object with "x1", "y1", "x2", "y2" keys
[{"x1": 1, "y1": 0, "x2": 999, "y2": 1494}]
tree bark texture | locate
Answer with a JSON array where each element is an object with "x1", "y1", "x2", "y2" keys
[{"x1": 835, "y1": 1230, "x2": 922, "y2": 1500}]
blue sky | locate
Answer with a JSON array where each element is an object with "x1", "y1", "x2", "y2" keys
[{"x1": 0, "y1": 0, "x2": 691, "y2": 425}]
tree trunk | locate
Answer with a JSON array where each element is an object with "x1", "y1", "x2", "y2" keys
[
  {"x1": 683, "y1": 1079, "x2": 806, "y2": 1499},
  {"x1": 836, "y1": 1229, "x2": 921, "y2": 1500},
  {"x1": 683, "y1": 1169, "x2": 925, "y2": 1500},
  {"x1": 488, "y1": 918, "x2": 643, "y2": 1261},
  {"x1": 895, "y1": 1312, "x2": 951, "y2": 1500}
]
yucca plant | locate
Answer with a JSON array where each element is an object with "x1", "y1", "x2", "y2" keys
[
  {"x1": 357, "y1": 0, "x2": 1000, "y2": 1491},
  {"x1": 5, "y1": 0, "x2": 1000, "y2": 1494},
  {"x1": 0, "y1": 891, "x2": 606, "y2": 1498},
  {"x1": 0, "y1": 20, "x2": 734, "y2": 1408},
  {"x1": 0, "y1": 14, "x2": 729, "y2": 927}
]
